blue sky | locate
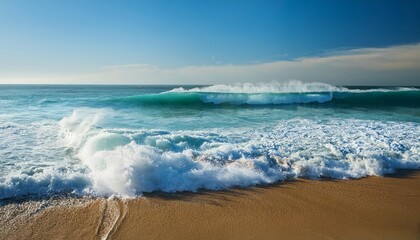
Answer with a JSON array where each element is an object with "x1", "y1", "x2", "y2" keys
[{"x1": 1, "y1": 0, "x2": 420, "y2": 85}]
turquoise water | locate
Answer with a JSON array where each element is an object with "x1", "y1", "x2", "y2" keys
[{"x1": 0, "y1": 82, "x2": 419, "y2": 200}]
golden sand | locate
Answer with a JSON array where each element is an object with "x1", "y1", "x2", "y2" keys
[{"x1": 2, "y1": 170, "x2": 420, "y2": 240}]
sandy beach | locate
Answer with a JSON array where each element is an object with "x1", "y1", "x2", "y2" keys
[
  {"x1": 1, "y1": 170, "x2": 420, "y2": 240},
  {"x1": 2, "y1": 1, "x2": 420, "y2": 239}
]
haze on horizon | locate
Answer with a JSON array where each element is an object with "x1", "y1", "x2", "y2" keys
[{"x1": 1, "y1": 0, "x2": 420, "y2": 86}]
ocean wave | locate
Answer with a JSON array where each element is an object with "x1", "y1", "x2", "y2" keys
[
  {"x1": 2, "y1": 109, "x2": 418, "y2": 199},
  {"x1": 169, "y1": 80, "x2": 342, "y2": 93},
  {"x1": 115, "y1": 92, "x2": 334, "y2": 106},
  {"x1": 169, "y1": 80, "x2": 419, "y2": 94},
  {"x1": 109, "y1": 81, "x2": 420, "y2": 106},
  {"x1": 111, "y1": 90, "x2": 420, "y2": 107}
]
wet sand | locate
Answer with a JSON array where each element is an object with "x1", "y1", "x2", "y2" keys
[{"x1": 2, "y1": 170, "x2": 420, "y2": 240}]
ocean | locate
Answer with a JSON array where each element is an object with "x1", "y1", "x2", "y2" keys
[{"x1": 0, "y1": 81, "x2": 419, "y2": 201}]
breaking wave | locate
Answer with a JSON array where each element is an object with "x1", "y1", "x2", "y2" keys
[{"x1": 1, "y1": 108, "x2": 419, "y2": 199}]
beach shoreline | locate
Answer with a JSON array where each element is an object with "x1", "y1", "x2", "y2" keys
[{"x1": 2, "y1": 170, "x2": 420, "y2": 240}]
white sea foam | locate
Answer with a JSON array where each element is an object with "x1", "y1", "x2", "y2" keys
[
  {"x1": 0, "y1": 168, "x2": 91, "y2": 200},
  {"x1": 170, "y1": 80, "x2": 341, "y2": 93},
  {"x1": 66, "y1": 110, "x2": 420, "y2": 196},
  {"x1": 1, "y1": 109, "x2": 419, "y2": 199},
  {"x1": 0, "y1": 115, "x2": 93, "y2": 200}
]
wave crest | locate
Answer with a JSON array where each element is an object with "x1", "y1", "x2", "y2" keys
[{"x1": 170, "y1": 80, "x2": 341, "y2": 94}]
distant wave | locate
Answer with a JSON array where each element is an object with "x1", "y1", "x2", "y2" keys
[
  {"x1": 110, "y1": 81, "x2": 420, "y2": 107},
  {"x1": 114, "y1": 92, "x2": 334, "y2": 105},
  {"x1": 169, "y1": 81, "x2": 342, "y2": 93},
  {"x1": 168, "y1": 81, "x2": 418, "y2": 94}
]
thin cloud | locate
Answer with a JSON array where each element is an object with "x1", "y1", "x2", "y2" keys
[
  {"x1": 160, "y1": 43, "x2": 420, "y2": 85},
  {"x1": 2, "y1": 43, "x2": 420, "y2": 85}
]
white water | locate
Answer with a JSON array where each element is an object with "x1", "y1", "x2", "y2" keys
[{"x1": 1, "y1": 108, "x2": 419, "y2": 199}]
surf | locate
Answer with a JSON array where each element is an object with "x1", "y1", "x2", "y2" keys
[{"x1": 1, "y1": 82, "x2": 419, "y2": 201}]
